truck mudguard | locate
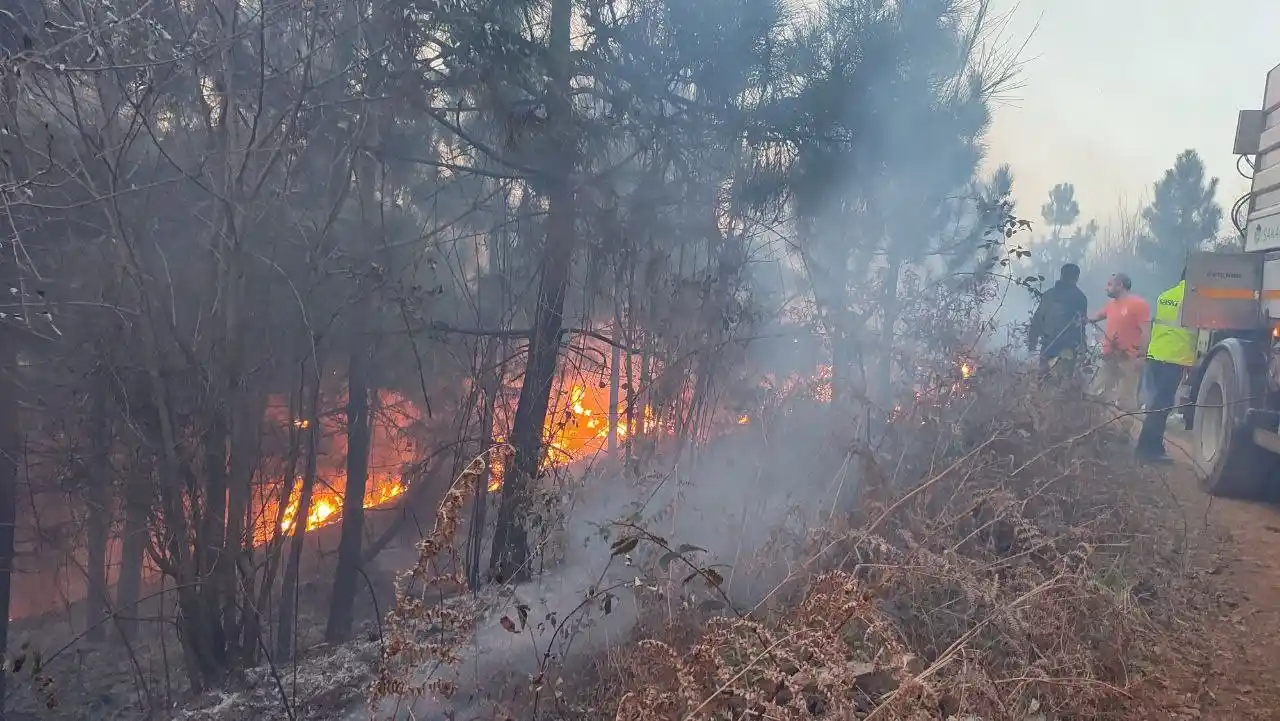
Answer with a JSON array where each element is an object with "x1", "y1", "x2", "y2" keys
[{"x1": 1185, "y1": 337, "x2": 1263, "y2": 431}]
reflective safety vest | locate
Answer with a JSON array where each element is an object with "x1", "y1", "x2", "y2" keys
[{"x1": 1148, "y1": 281, "x2": 1197, "y2": 367}]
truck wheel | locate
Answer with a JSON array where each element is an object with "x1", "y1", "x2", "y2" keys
[{"x1": 1194, "y1": 351, "x2": 1266, "y2": 497}]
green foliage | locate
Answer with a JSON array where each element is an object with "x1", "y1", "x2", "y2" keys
[
  {"x1": 1, "y1": 0, "x2": 1032, "y2": 706},
  {"x1": 1041, "y1": 183, "x2": 1081, "y2": 228},
  {"x1": 1028, "y1": 182, "x2": 1093, "y2": 286},
  {"x1": 1139, "y1": 149, "x2": 1223, "y2": 285},
  {"x1": 1037, "y1": 221, "x2": 1098, "y2": 284},
  {"x1": 782, "y1": 0, "x2": 1011, "y2": 299}
]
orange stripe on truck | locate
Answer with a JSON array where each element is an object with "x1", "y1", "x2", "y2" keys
[
  {"x1": 1194, "y1": 287, "x2": 1259, "y2": 300},
  {"x1": 1191, "y1": 288, "x2": 1280, "y2": 301}
]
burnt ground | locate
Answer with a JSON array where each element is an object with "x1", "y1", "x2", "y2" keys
[
  {"x1": 2, "y1": 498, "x2": 429, "y2": 721},
  {"x1": 12, "y1": 424, "x2": 1280, "y2": 720}
]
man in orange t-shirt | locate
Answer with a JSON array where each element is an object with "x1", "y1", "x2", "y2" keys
[{"x1": 1089, "y1": 273, "x2": 1151, "y2": 408}]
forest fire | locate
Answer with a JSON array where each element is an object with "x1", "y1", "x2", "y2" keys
[
  {"x1": 253, "y1": 352, "x2": 656, "y2": 539},
  {"x1": 488, "y1": 377, "x2": 656, "y2": 492},
  {"x1": 759, "y1": 363, "x2": 834, "y2": 406},
  {"x1": 253, "y1": 390, "x2": 422, "y2": 544},
  {"x1": 249, "y1": 349, "x2": 856, "y2": 531},
  {"x1": 885, "y1": 357, "x2": 977, "y2": 422},
  {"x1": 546, "y1": 382, "x2": 637, "y2": 462},
  {"x1": 276, "y1": 474, "x2": 408, "y2": 535}
]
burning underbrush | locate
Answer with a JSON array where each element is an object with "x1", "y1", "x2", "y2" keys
[
  {"x1": 252, "y1": 389, "x2": 424, "y2": 543},
  {"x1": 360, "y1": 360, "x2": 1212, "y2": 721}
]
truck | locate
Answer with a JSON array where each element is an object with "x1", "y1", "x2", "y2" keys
[{"x1": 1180, "y1": 61, "x2": 1280, "y2": 497}]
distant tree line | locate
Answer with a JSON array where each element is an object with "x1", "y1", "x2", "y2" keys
[{"x1": 1030, "y1": 148, "x2": 1228, "y2": 297}]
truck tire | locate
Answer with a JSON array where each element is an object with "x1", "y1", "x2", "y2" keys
[{"x1": 1193, "y1": 350, "x2": 1266, "y2": 497}]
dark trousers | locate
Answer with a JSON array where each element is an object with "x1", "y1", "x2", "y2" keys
[
  {"x1": 1137, "y1": 359, "x2": 1186, "y2": 456},
  {"x1": 1038, "y1": 345, "x2": 1078, "y2": 381}
]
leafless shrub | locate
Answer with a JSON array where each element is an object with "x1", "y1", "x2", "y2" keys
[
  {"x1": 371, "y1": 455, "x2": 488, "y2": 706},
  {"x1": 588, "y1": 384, "x2": 1167, "y2": 721},
  {"x1": 366, "y1": 273, "x2": 1200, "y2": 721}
]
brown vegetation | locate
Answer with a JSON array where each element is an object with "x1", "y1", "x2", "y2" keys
[
  {"x1": 0, "y1": 0, "x2": 1255, "y2": 719},
  {"x1": 350, "y1": 278, "x2": 1223, "y2": 720}
]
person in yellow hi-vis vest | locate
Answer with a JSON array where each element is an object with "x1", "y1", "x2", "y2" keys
[{"x1": 1136, "y1": 269, "x2": 1198, "y2": 464}]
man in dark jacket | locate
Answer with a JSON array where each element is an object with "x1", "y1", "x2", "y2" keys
[{"x1": 1028, "y1": 263, "x2": 1089, "y2": 378}]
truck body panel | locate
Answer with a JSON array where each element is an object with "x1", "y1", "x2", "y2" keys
[
  {"x1": 1245, "y1": 62, "x2": 1280, "y2": 252},
  {"x1": 1180, "y1": 251, "x2": 1265, "y2": 329},
  {"x1": 1179, "y1": 61, "x2": 1280, "y2": 497},
  {"x1": 1264, "y1": 257, "x2": 1280, "y2": 318}
]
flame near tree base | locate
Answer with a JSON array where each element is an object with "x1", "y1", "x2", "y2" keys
[
  {"x1": 488, "y1": 381, "x2": 662, "y2": 492},
  {"x1": 247, "y1": 347, "x2": 974, "y2": 543},
  {"x1": 252, "y1": 390, "x2": 422, "y2": 545}
]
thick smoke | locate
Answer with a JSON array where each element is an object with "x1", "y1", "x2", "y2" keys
[
  {"x1": 358, "y1": 1, "x2": 1024, "y2": 718},
  {"x1": 368, "y1": 404, "x2": 856, "y2": 719}
]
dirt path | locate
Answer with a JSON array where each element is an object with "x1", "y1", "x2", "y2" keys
[{"x1": 1146, "y1": 429, "x2": 1280, "y2": 720}]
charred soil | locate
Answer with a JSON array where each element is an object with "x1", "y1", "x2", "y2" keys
[
  {"x1": 16, "y1": 395, "x2": 1280, "y2": 721},
  {"x1": 361, "y1": 381, "x2": 1280, "y2": 721}
]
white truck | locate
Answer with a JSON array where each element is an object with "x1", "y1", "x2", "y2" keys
[{"x1": 1182, "y1": 61, "x2": 1280, "y2": 496}]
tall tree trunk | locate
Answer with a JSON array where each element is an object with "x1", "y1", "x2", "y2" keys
[
  {"x1": 276, "y1": 375, "x2": 321, "y2": 662},
  {"x1": 199, "y1": 0, "x2": 243, "y2": 676},
  {"x1": 0, "y1": 43, "x2": 30, "y2": 715},
  {"x1": 325, "y1": 337, "x2": 371, "y2": 642},
  {"x1": 467, "y1": 338, "x2": 499, "y2": 591},
  {"x1": 624, "y1": 257, "x2": 638, "y2": 466},
  {"x1": 325, "y1": 14, "x2": 386, "y2": 627},
  {"x1": 85, "y1": 388, "x2": 112, "y2": 642},
  {"x1": 637, "y1": 350, "x2": 652, "y2": 460},
  {"x1": 322, "y1": 2, "x2": 386, "y2": 619},
  {"x1": 874, "y1": 255, "x2": 904, "y2": 408},
  {"x1": 0, "y1": 322, "x2": 19, "y2": 713},
  {"x1": 608, "y1": 340, "x2": 621, "y2": 455},
  {"x1": 242, "y1": 378, "x2": 305, "y2": 665},
  {"x1": 220, "y1": 397, "x2": 257, "y2": 660},
  {"x1": 116, "y1": 459, "x2": 148, "y2": 642},
  {"x1": 200, "y1": 411, "x2": 230, "y2": 659},
  {"x1": 489, "y1": 0, "x2": 576, "y2": 581}
]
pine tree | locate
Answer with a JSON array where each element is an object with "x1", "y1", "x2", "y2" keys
[
  {"x1": 1140, "y1": 149, "x2": 1223, "y2": 285},
  {"x1": 1034, "y1": 183, "x2": 1094, "y2": 283},
  {"x1": 1041, "y1": 182, "x2": 1080, "y2": 233}
]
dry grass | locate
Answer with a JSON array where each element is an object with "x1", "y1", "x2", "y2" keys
[
  {"x1": 367, "y1": 361, "x2": 1218, "y2": 721},
  {"x1": 590, "y1": 386, "x2": 1181, "y2": 720},
  {"x1": 371, "y1": 454, "x2": 487, "y2": 706},
  {"x1": 361, "y1": 273, "x2": 1227, "y2": 721}
]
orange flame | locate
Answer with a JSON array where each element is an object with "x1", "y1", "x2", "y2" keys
[
  {"x1": 487, "y1": 379, "x2": 657, "y2": 492},
  {"x1": 254, "y1": 390, "x2": 420, "y2": 544}
]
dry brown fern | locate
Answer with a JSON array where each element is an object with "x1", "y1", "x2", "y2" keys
[{"x1": 369, "y1": 453, "x2": 487, "y2": 707}]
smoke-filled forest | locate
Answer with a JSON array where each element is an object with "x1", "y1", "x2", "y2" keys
[{"x1": 0, "y1": 0, "x2": 1272, "y2": 719}]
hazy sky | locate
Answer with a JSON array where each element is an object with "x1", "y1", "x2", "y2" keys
[{"x1": 984, "y1": 0, "x2": 1279, "y2": 231}]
